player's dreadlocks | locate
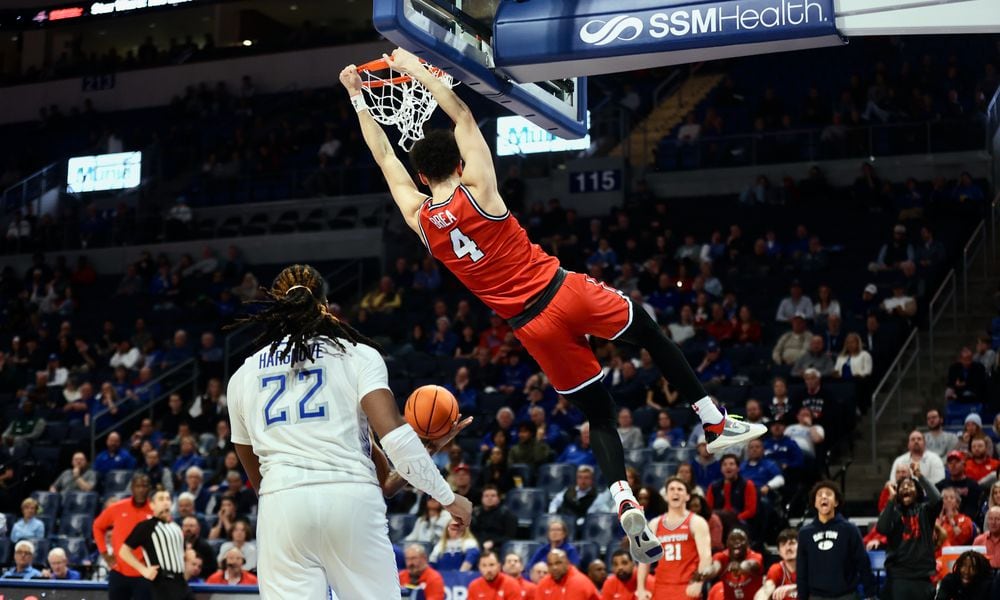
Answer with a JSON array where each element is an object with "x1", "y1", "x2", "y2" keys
[{"x1": 228, "y1": 264, "x2": 380, "y2": 362}]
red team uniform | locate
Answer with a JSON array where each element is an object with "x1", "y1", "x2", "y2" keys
[
  {"x1": 649, "y1": 512, "x2": 701, "y2": 599},
  {"x1": 417, "y1": 185, "x2": 632, "y2": 393},
  {"x1": 764, "y1": 562, "x2": 797, "y2": 598},
  {"x1": 708, "y1": 549, "x2": 764, "y2": 600},
  {"x1": 468, "y1": 572, "x2": 525, "y2": 599},
  {"x1": 601, "y1": 571, "x2": 655, "y2": 599}
]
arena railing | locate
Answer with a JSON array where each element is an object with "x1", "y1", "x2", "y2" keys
[
  {"x1": 1, "y1": 161, "x2": 58, "y2": 216},
  {"x1": 868, "y1": 328, "x2": 920, "y2": 465},
  {"x1": 927, "y1": 268, "x2": 958, "y2": 375},
  {"x1": 961, "y1": 220, "x2": 987, "y2": 313},
  {"x1": 89, "y1": 357, "x2": 200, "y2": 460}
]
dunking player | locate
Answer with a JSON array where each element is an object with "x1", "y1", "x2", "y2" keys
[
  {"x1": 341, "y1": 48, "x2": 766, "y2": 562},
  {"x1": 637, "y1": 477, "x2": 712, "y2": 599}
]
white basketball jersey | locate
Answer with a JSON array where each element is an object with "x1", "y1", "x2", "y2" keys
[{"x1": 228, "y1": 337, "x2": 388, "y2": 495}]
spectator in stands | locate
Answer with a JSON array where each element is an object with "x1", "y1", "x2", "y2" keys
[
  {"x1": 182, "y1": 466, "x2": 211, "y2": 514},
  {"x1": 771, "y1": 314, "x2": 811, "y2": 366},
  {"x1": 706, "y1": 529, "x2": 763, "y2": 600},
  {"x1": 10, "y1": 497, "x2": 43, "y2": 543},
  {"x1": 791, "y1": 335, "x2": 835, "y2": 378},
  {"x1": 509, "y1": 422, "x2": 555, "y2": 469},
  {"x1": 833, "y1": 333, "x2": 874, "y2": 380},
  {"x1": 1, "y1": 540, "x2": 42, "y2": 579},
  {"x1": 695, "y1": 339, "x2": 732, "y2": 388},
  {"x1": 881, "y1": 281, "x2": 918, "y2": 322},
  {"x1": 429, "y1": 521, "x2": 480, "y2": 571},
  {"x1": 945, "y1": 347, "x2": 988, "y2": 403},
  {"x1": 786, "y1": 406, "x2": 825, "y2": 460},
  {"x1": 963, "y1": 436, "x2": 998, "y2": 481},
  {"x1": 93, "y1": 474, "x2": 153, "y2": 598},
  {"x1": 924, "y1": 408, "x2": 959, "y2": 459},
  {"x1": 775, "y1": 282, "x2": 814, "y2": 323},
  {"x1": 891, "y1": 430, "x2": 946, "y2": 484},
  {"x1": 938, "y1": 487, "x2": 975, "y2": 546},
  {"x1": 528, "y1": 404, "x2": 563, "y2": 451},
  {"x1": 742, "y1": 439, "x2": 784, "y2": 500},
  {"x1": 470, "y1": 485, "x2": 517, "y2": 552},
  {"x1": 94, "y1": 431, "x2": 137, "y2": 475},
  {"x1": 182, "y1": 515, "x2": 218, "y2": 576},
  {"x1": 764, "y1": 418, "x2": 805, "y2": 476},
  {"x1": 958, "y1": 414, "x2": 994, "y2": 457},
  {"x1": 206, "y1": 547, "x2": 257, "y2": 586},
  {"x1": 184, "y1": 549, "x2": 203, "y2": 585},
  {"x1": 936, "y1": 550, "x2": 993, "y2": 599},
  {"x1": 871, "y1": 224, "x2": 915, "y2": 273},
  {"x1": 974, "y1": 336, "x2": 997, "y2": 377},
  {"x1": 190, "y1": 379, "x2": 227, "y2": 435},
  {"x1": 916, "y1": 226, "x2": 946, "y2": 274},
  {"x1": 732, "y1": 306, "x2": 763, "y2": 347},
  {"x1": 615, "y1": 407, "x2": 643, "y2": 451},
  {"x1": 208, "y1": 496, "x2": 240, "y2": 541},
  {"x1": 42, "y1": 547, "x2": 81, "y2": 580},
  {"x1": 130, "y1": 418, "x2": 164, "y2": 456},
  {"x1": 706, "y1": 454, "x2": 757, "y2": 526},
  {"x1": 692, "y1": 437, "x2": 722, "y2": 490},
  {"x1": 548, "y1": 465, "x2": 610, "y2": 523},
  {"x1": 173, "y1": 435, "x2": 207, "y2": 477},
  {"x1": 406, "y1": 496, "x2": 451, "y2": 544},
  {"x1": 649, "y1": 410, "x2": 685, "y2": 450},
  {"x1": 528, "y1": 519, "x2": 580, "y2": 568},
  {"x1": 2, "y1": 398, "x2": 45, "y2": 455},
  {"x1": 557, "y1": 423, "x2": 596, "y2": 467},
  {"x1": 468, "y1": 550, "x2": 523, "y2": 598},
  {"x1": 951, "y1": 172, "x2": 984, "y2": 205},
  {"x1": 361, "y1": 276, "x2": 402, "y2": 314},
  {"x1": 109, "y1": 339, "x2": 141, "y2": 371},
  {"x1": 535, "y1": 549, "x2": 598, "y2": 599},
  {"x1": 973, "y1": 506, "x2": 1000, "y2": 568},
  {"x1": 49, "y1": 451, "x2": 96, "y2": 493},
  {"x1": 140, "y1": 448, "x2": 173, "y2": 495},
  {"x1": 855, "y1": 284, "x2": 881, "y2": 321},
  {"x1": 794, "y1": 368, "x2": 834, "y2": 430},
  {"x1": 876, "y1": 463, "x2": 941, "y2": 600},
  {"x1": 813, "y1": 284, "x2": 842, "y2": 322},
  {"x1": 400, "y1": 543, "x2": 445, "y2": 600},
  {"x1": 798, "y1": 480, "x2": 875, "y2": 599},
  {"x1": 938, "y1": 450, "x2": 982, "y2": 519},
  {"x1": 767, "y1": 377, "x2": 793, "y2": 423}
]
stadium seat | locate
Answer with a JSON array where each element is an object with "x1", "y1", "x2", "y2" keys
[
  {"x1": 297, "y1": 208, "x2": 327, "y2": 232},
  {"x1": 501, "y1": 541, "x2": 543, "y2": 570},
  {"x1": 625, "y1": 448, "x2": 654, "y2": 470},
  {"x1": 505, "y1": 489, "x2": 548, "y2": 527},
  {"x1": 945, "y1": 403, "x2": 982, "y2": 426},
  {"x1": 43, "y1": 422, "x2": 69, "y2": 444},
  {"x1": 59, "y1": 514, "x2": 93, "y2": 537},
  {"x1": 25, "y1": 538, "x2": 49, "y2": 565},
  {"x1": 30, "y1": 491, "x2": 60, "y2": 517},
  {"x1": 51, "y1": 535, "x2": 89, "y2": 565},
  {"x1": 531, "y1": 514, "x2": 576, "y2": 542},
  {"x1": 387, "y1": 514, "x2": 416, "y2": 544},
  {"x1": 641, "y1": 462, "x2": 679, "y2": 489},
  {"x1": 575, "y1": 540, "x2": 601, "y2": 568},
  {"x1": 580, "y1": 513, "x2": 623, "y2": 552},
  {"x1": 242, "y1": 213, "x2": 270, "y2": 236},
  {"x1": 36, "y1": 515, "x2": 54, "y2": 537},
  {"x1": 61, "y1": 492, "x2": 98, "y2": 516},
  {"x1": 535, "y1": 463, "x2": 577, "y2": 498},
  {"x1": 0, "y1": 538, "x2": 10, "y2": 563},
  {"x1": 208, "y1": 538, "x2": 226, "y2": 555},
  {"x1": 270, "y1": 210, "x2": 300, "y2": 233},
  {"x1": 104, "y1": 470, "x2": 134, "y2": 494},
  {"x1": 659, "y1": 447, "x2": 696, "y2": 464}
]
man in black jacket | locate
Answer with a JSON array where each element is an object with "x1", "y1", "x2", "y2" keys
[
  {"x1": 471, "y1": 485, "x2": 518, "y2": 552},
  {"x1": 797, "y1": 480, "x2": 876, "y2": 600},
  {"x1": 875, "y1": 463, "x2": 941, "y2": 600}
]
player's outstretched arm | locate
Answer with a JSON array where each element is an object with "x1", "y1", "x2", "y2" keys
[
  {"x1": 339, "y1": 65, "x2": 425, "y2": 232},
  {"x1": 385, "y1": 49, "x2": 499, "y2": 200},
  {"x1": 374, "y1": 416, "x2": 474, "y2": 498}
]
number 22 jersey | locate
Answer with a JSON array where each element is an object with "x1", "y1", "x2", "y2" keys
[{"x1": 416, "y1": 184, "x2": 560, "y2": 319}]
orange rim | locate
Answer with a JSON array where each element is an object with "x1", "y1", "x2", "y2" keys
[{"x1": 357, "y1": 57, "x2": 448, "y2": 89}]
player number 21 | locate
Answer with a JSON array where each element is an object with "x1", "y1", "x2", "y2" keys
[
  {"x1": 663, "y1": 542, "x2": 682, "y2": 561},
  {"x1": 261, "y1": 368, "x2": 328, "y2": 427},
  {"x1": 450, "y1": 227, "x2": 484, "y2": 262}
]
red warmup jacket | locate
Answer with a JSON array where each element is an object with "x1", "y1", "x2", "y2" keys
[{"x1": 92, "y1": 496, "x2": 153, "y2": 578}]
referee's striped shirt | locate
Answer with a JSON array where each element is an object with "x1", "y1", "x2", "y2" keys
[{"x1": 124, "y1": 517, "x2": 186, "y2": 575}]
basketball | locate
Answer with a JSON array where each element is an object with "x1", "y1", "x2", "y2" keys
[{"x1": 404, "y1": 385, "x2": 459, "y2": 440}]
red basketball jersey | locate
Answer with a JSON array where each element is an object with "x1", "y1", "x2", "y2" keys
[
  {"x1": 765, "y1": 562, "x2": 797, "y2": 596},
  {"x1": 416, "y1": 185, "x2": 560, "y2": 319},
  {"x1": 652, "y1": 511, "x2": 701, "y2": 587}
]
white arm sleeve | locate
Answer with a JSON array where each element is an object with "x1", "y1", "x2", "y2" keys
[{"x1": 380, "y1": 424, "x2": 456, "y2": 506}]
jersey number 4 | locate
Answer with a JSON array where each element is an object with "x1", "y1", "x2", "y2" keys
[
  {"x1": 261, "y1": 368, "x2": 328, "y2": 427},
  {"x1": 450, "y1": 227, "x2": 484, "y2": 262}
]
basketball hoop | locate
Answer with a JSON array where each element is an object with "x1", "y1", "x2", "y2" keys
[{"x1": 357, "y1": 57, "x2": 456, "y2": 151}]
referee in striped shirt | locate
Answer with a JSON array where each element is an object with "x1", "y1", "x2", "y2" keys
[{"x1": 118, "y1": 490, "x2": 193, "y2": 600}]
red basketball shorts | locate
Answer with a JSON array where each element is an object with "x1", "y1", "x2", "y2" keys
[{"x1": 513, "y1": 271, "x2": 632, "y2": 394}]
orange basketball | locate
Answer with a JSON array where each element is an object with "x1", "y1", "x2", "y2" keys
[{"x1": 404, "y1": 385, "x2": 458, "y2": 440}]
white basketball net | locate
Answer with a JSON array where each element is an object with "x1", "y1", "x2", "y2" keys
[{"x1": 359, "y1": 61, "x2": 456, "y2": 151}]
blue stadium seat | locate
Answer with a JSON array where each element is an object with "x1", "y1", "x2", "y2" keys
[
  {"x1": 61, "y1": 492, "x2": 98, "y2": 516},
  {"x1": 575, "y1": 540, "x2": 601, "y2": 568},
  {"x1": 59, "y1": 514, "x2": 93, "y2": 537},
  {"x1": 641, "y1": 462, "x2": 678, "y2": 489},
  {"x1": 208, "y1": 538, "x2": 226, "y2": 555},
  {"x1": 625, "y1": 448, "x2": 654, "y2": 470},
  {"x1": 501, "y1": 541, "x2": 543, "y2": 570},
  {"x1": 25, "y1": 538, "x2": 49, "y2": 566},
  {"x1": 36, "y1": 515, "x2": 54, "y2": 537},
  {"x1": 581, "y1": 513, "x2": 624, "y2": 552},
  {"x1": 659, "y1": 447, "x2": 696, "y2": 464},
  {"x1": 387, "y1": 514, "x2": 416, "y2": 544},
  {"x1": 505, "y1": 489, "x2": 548, "y2": 527},
  {"x1": 0, "y1": 538, "x2": 9, "y2": 563},
  {"x1": 945, "y1": 403, "x2": 982, "y2": 427},
  {"x1": 51, "y1": 536, "x2": 89, "y2": 565},
  {"x1": 535, "y1": 463, "x2": 577, "y2": 498},
  {"x1": 531, "y1": 514, "x2": 576, "y2": 542},
  {"x1": 104, "y1": 470, "x2": 134, "y2": 494},
  {"x1": 30, "y1": 491, "x2": 60, "y2": 518}
]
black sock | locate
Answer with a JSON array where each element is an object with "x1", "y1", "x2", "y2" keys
[{"x1": 564, "y1": 382, "x2": 627, "y2": 484}]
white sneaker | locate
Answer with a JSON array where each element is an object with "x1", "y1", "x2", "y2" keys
[
  {"x1": 619, "y1": 500, "x2": 662, "y2": 564},
  {"x1": 704, "y1": 409, "x2": 767, "y2": 453}
]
